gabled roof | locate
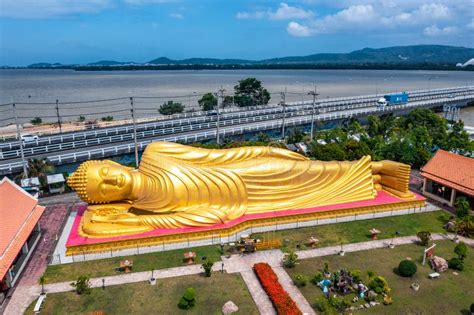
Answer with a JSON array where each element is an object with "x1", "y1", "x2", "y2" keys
[
  {"x1": 46, "y1": 173, "x2": 65, "y2": 184},
  {"x1": 0, "y1": 178, "x2": 45, "y2": 281},
  {"x1": 421, "y1": 149, "x2": 474, "y2": 196}
]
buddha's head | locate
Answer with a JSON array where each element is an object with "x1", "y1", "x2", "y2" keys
[{"x1": 67, "y1": 160, "x2": 135, "y2": 204}]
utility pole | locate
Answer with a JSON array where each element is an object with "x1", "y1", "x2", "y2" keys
[
  {"x1": 130, "y1": 97, "x2": 139, "y2": 168},
  {"x1": 55, "y1": 99, "x2": 62, "y2": 133},
  {"x1": 13, "y1": 103, "x2": 28, "y2": 178},
  {"x1": 308, "y1": 85, "x2": 319, "y2": 142},
  {"x1": 216, "y1": 86, "x2": 225, "y2": 145},
  {"x1": 280, "y1": 87, "x2": 286, "y2": 140}
]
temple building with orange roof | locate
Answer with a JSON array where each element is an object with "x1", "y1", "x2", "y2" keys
[
  {"x1": 0, "y1": 177, "x2": 45, "y2": 304},
  {"x1": 420, "y1": 149, "x2": 474, "y2": 207}
]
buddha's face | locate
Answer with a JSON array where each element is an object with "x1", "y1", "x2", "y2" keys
[{"x1": 85, "y1": 161, "x2": 134, "y2": 203}]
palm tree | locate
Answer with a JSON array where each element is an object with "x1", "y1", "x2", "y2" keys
[
  {"x1": 16, "y1": 158, "x2": 55, "y2": 191},
  {"x1": 38, "y1": 275, "x2": 47, "y2": 294}
]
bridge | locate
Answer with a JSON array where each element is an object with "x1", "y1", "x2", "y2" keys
[{"x1": 1, "y1": 86, "x2": 472, "y2": 175}]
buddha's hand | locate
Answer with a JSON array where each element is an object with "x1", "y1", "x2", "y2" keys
[{"x1": 87, "y1": 203, "x2": 132, "y2": 216}]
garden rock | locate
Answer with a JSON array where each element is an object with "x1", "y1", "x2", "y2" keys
[
  {"x1": 222, "y1": 301, "x2": 239, "y2": 315},
  {"x1": 368, "y1": 290, "x2": 378, "y2": 300},
  {"x1": 430, "y1": 256, "x2": 448, "y2": 272}
]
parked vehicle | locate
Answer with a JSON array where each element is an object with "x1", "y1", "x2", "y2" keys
[
  {"x1": 377, "y1": 92, "x2": 409, "y2": 107},
  {"x1": 21, "y1": 134, "x2": 39, "y2": 142}
]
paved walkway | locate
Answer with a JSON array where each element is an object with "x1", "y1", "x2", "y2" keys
[{"x1": 4, "y1": 233, "x2": 473, "y2": 315}]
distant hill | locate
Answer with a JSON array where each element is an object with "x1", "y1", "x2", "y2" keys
[{"x1": 22, "y1": 45, "x2": 474, "y2": 70}]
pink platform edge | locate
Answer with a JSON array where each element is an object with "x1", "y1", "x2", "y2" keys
[{"x1": 66, "y1": 191, "x2": 425, "y2": 247}]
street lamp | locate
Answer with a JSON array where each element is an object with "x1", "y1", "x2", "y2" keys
[{"x1": 308, "y1": 85, "x2": 319, "y2": 142}]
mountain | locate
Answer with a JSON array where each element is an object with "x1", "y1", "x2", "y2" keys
[
  {"x1": 147, "y1": 57, "x2": 253, "y2": 65},
  {"x1": 23, "y1": 45, "x2": 474, "y2": 69},
  {"x1": 260, "y1": 45, "x2": 474, "y2": 64}
]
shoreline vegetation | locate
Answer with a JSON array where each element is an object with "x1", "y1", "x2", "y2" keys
[{"x1": 3, "y1": 63, "x2": 474, "y2": 71}]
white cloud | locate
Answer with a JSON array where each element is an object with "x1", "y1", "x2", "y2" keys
[
  {"x1": 269, "y1": 3, "x2": 314, "y2": 20},
  {"x1": 287, "y1": 21, "x2": 313, "y2": 37},
  {"x1": 236, "y1": 3, "x2": 313, "y2": 20},
  {"x1": 0, "y1": 0, "x2": 111, "y2": 18},
  {"x1": 170, "y1": 13, "x2": 183, "y2": 19},
  {"x1": 415, "y1": 3, "x2": 450, "y2": 20},
  {"x1": 423, "y1": 25, "x2": 459, "y2": 36}
]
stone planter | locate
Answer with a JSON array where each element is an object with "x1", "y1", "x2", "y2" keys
[
  {"x1": 389, "y1": 243, "x2": 395, "y2": 249},
  {"x1": 149, "y1": 278, "x2": 156, "y2": 285},
  {"x1": 411, "y1": 282, "x2": 419, "y2": 291},
  {"x1": 339, "y1": 250, "x2": 345, "y2": 256}
]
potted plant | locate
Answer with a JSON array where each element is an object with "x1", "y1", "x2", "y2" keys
[
  {"x1": 410, "y1": 282, "x2": 420, "y2": 291},
  {"x1": 339, "y1": 238, "x2": 345, "y2": 256},
  {"x1": 323, "y1": 262, "x2": 331, "y2": 278},
  {"x1": 149, "y1": 269, "x2": 156, "y2": 285}
]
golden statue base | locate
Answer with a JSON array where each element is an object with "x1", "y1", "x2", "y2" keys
[{"x1": 66, "y1": 191, "x2": 425, "y2": 256}]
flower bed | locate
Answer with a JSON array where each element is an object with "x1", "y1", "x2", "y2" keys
[{"x1": 253, "y1": 262, "x2": 302, "y2": 315}]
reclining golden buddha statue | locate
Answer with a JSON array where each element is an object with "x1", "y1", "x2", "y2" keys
[{"x1": 67, "y1": 141, "x2": 414, "y2": 237}]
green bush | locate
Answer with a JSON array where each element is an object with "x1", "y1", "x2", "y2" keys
[
  {"x1": 70, "y1": 275, "x2": 91, "y2": 295},
  {"x1": 159, "y1": 100, "x2": 184, "y2": 115},
  {"x1": 368, "y1": 276, "x2": 390, "y2": 294},
  {"x1": 30, "y1": 117, "x2": 42, "y2": 125},
  {"x1": 293, "y1": 274, "x2": 308, "y2": 287},
  {"x1": 202, "y1": 260, "x2": 214, "y2": 277},
  {"x1": 78, "y1": 115, "x2": 85, "y2": 122},
  {"x1": 178, "y1": 287, "x2": 196, "y2": 309},
  {"x1": 351, "y1": 269, "x2": 362, "y2": 283},
  {"x1": 314, "y1": 297, "x2": 338, "y2": 315},
  {"x1": 101, "y1": 116, "x2": 114, "y2": 121},
  {"x1": 454, "y1": 242, "x2": 467, "y2": 260},
  {"x1": 448, "y1": 257, "x2": 464, "y2": 271},
  {"x1": 417, "y1": 231, "x2": 431, "y2": 246},
  {"x1": 283, "y1": 250, "x2": 298, "y2": 268},
  {"x1": 311, "y1": 271, "x2": 323, "y2": 285},
  {"x1": 398, "y1": 260, "x2": 417, "y2": 277}
]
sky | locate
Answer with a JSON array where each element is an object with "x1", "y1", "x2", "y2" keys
[{"x1": 0, "y1": 0, "x2": 473, "y2": 66}]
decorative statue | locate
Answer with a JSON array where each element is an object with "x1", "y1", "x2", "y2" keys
[{"x1": 68, "y1": 141, "x2": 413, "y2": 237}]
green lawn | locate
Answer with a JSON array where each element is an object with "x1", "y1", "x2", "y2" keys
[
  {"x1": 286, "y1": 240, "x2": 474, "y2": 314},
  {"x1": 251, "y1": 210, "x2": 450, "y2": 252},
  {"x1": 45, "y1": 245, "x2": 223, "y2": 283},
  {"x1": 26, "y1": 273, "x2": 258, "y2": 315},
  {"x1": 45, "y1": 211, "x2": 449, "y2": 283}
]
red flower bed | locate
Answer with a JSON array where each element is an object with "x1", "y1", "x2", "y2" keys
[{"x1": 253, "y1": 262, "x2": 302, "y2": 315}]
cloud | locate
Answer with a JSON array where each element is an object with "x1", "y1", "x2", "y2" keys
[
  {"x1": 287, "y1": 21, "x2": 312, "y2": 37},
  {"x1": 423, "y1": 25, "x2": 459, "y2": 36},
  {"x1": 0, "y1": 0, "x2": 111, "y2": 18},
  {"x1": 236, "y1": 3, "x2": 313, "y2": 20},
  {"x1": 286, "y1": 2, "x2": 468, "y2": 37},
  {"x1": 170, "y1": 13, "x2": 183, "y2": 19}
]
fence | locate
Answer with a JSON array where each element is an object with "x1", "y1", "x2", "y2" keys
[{"x1": 48, "y1": 203, "x2": 436, "y2": 265}]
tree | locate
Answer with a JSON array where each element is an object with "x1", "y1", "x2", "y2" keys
[
  {"x1": 287, "y1": 128, "x2": 304, "y2": 144},
  {"x1": 70, "y1": 275, "x2": 91, "y2": 295},
  {"x1": 202, "y1": 260, "x2": 214, "y2": 277},
  {"x1": 78, "y1": 115, "x2": 86, "y2": 122},
  {"x1": 178, "y1": 287, "x2": 196, "y2": 309},
  {"x1": 101, "y1": 116, "x2": 113, "y2": 121},
  {"x1": 446, "y1": 120, "x2": 471, "y2": 154},
  {"x1": 222, "y1": 95, "x2": 234, "y2": 108},
  {"x1": 256, "y1": 132, "x2": 270, "y2": 144},
  {"x1": 233, "y1": 78, "x2": 270, "y2": 107},
  {"x1": 417, "y1": 231, "x2": 431, "y2": 246},
  {"x1": 401, "y1": 109, "x2": 447, "y2": 148},
  {"x1": 38, "y1": 275, "x2": 47, "y2": 294},
  {"x1": 343, "y1": 139, "x2": 372, "y2": 161},
  {"x1": 198, "y1": 93, "x2": 217, "y2": 111},
  {"x1": 455, "y1": 197, "x2": 470, "y2": 218},
  {"x1": 159, "y1": 100, "x2": 184, "y2": 115},
  {"x1": 16, "y1": 158, "x2": 55, "y2": 191},
  {"x1": 310, "y1": 143, "x2": 347, "y2": 161},
  {"x1": 454, "y1": 242, "x2": 467, "y2": 260},
  {"x1": 282, "y1": 250, "x2": 298, "y2": 268},
  {"x1": 30, "y1": 117, "x2": 42, "y2": 125}
]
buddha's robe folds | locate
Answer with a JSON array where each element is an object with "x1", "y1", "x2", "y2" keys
[{"x1": 127, "y1": 142, "x2": 375, "y2": 229}]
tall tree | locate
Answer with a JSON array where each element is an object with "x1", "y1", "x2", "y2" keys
[
  {"x1": 198, "y1": 93, "x2": 217, "y2": 111},
  {"x1": 233, "y1": 78, "x2": 270, "y2": 107},
  {"x1": 159, "y1": 100, "x2": 184, "y2": 115}
]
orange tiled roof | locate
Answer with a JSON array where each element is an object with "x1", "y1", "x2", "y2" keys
[
  {"x1": 420, "y1": 149, "x2": 474, "y2": 196},
  {"x1": 0, "y1": 178, "x2": 45, "y2": 281}
]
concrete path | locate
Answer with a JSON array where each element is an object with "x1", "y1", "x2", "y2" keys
[{"x1": 4, "y1": 233, "x2": 473, "y2": 315}]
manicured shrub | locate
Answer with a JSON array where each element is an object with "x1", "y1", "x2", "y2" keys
[
  {"x1": 178, "y1": 287, "x2": 196, "y2": 309},
  {"x1": 31, "y1": 117, "x2": 42, "y2": 125},
  {"x1": 448, "y1": 257, "x2": 464, "y2": 271},
  {"x1": 417, "y1": 231, "x2": 431, "y2": 246},
  {"x1": 398, "y1": 260, "x2": 417, "y2": 277},
  {"x1": 293, "y1": 274, "x2": 308, "y2": 287},
  {"x1": 350, "y1": 269, "x2": 362, "y2": 283},
  {"x1": 253, "y1": 262, "x2": 302, "y2": 315},
  {"x1": 454, "y1": 242, "x2": 467, "y2": 260},
  {"x1": 311, "y1": 271, "x2": 323, "y2": 285}
]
